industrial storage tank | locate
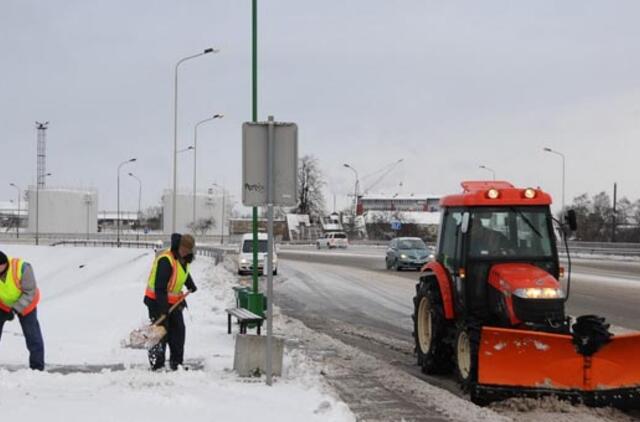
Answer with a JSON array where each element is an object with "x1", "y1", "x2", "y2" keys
[
  {"x1": 27, "y1": 187, "x2": 98, "y2": 235},
  {"x1": 162, "y1": 189, "x2": 230, "y2": 236}
]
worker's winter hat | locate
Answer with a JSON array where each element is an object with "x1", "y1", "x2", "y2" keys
[
  {"x1": 180, "y1": 234, "x2": 195, "y2": 253},
  {"x1": 0, "y1": 251, "x2": 7, "y2": 266}
]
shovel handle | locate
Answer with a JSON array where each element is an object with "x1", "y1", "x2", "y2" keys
[{"x1": 152, "y1": 291, "x2": 190, "y2": 327}]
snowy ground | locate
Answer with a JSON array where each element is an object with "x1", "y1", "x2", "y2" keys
[{"x1": 0, "y1": 244, "x2": 353, "y2": 422}]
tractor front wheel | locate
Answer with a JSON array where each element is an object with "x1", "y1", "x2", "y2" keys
[{"x1": 453, "y1": 322, "x2": 484, "y2": 403}]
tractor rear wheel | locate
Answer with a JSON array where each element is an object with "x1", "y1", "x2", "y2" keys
[{"x1": 412, "y1": 281, "x2": 453, "y2": 374}]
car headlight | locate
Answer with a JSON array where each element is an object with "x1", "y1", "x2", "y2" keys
[
  {"x1": 513, "y1": 288, "x2": 564, "y2": 299},
  {"x1": 400, "y1": 254, "x2": 408, "y2": 259},
  {"x1": 240, "y1": 258, "x2": 248, "y2": 264}
]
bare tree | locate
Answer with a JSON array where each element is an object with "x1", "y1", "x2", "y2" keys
[
  {"x1": 294, "y1": 155, "x2": 326, "y2": 221},
  {"x1": 187, "y1": 217, "x2": 215, "y2": 236}
]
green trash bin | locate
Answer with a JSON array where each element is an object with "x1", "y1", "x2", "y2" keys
[{"x1": 233, "y1": 286, "x2": 251, "y2": 309}]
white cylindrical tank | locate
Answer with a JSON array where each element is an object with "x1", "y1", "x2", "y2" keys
[
  {"x1": 27, "y1": 187, "x2": 98, "y2": 235},
  {"x1": 162, "y1": 189, "x2": 230, "y2": 235}
]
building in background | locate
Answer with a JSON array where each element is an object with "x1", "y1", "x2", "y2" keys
[
  {"x1": 358, "y1": 194, "x2": 442, "y2": 241},
  {"x1": 26, "y1": 187, "x2": 98, "y2": 235}
]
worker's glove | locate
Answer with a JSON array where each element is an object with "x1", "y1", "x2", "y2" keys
[
  {"x1": 0, "y1": 310, "x2": 15, "y2": 322},
  {"x1": 188, "y1": 285, "x2": 197, "y2": 294}
]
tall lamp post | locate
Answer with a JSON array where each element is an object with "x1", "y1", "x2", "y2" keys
[
  {"x1": 192, "y1": 114, "x2": 224, "y2": 230},
  {"x1": 128, "y1": 172, "x2": 142, "y2": 241},
  {"x1": 543, "y1": 147, "x2": 566, "y2": 220},
  {"x1": 212, "y1": 183, "x2": 226, "y2": 244},
  {"x1": 9, "y1": 183, "x2": 20, "y2": 238},
  {"x1": 117, "y1": 158, "x2": 136, "y2": 247},
  {"x1": 479, "y1": 165, "x2": 496, "y2": 180},
  {"x1": 35, "y1": 172, "x2": 52, "y2": 245},
  {"x1": 343, "y1": 163, "x2": 359, "y2": 215},
  {"x1": 172, "y1": 47, "x2": 220, "y2": 233}
]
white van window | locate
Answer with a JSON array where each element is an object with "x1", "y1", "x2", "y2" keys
[{"x1": 242, "y1": 240, "x2": 268, "y2": 253}]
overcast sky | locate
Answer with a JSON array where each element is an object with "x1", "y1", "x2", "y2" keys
[{"x1": 2, "y1": 1, "x2": 639, "y2": 215}]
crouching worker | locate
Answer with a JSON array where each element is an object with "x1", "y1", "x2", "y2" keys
[
  {"x1": 0, "y1": 250, "x2": 45, "y2": 370},
  {"x1": 144, "y1": 233, "x2": 197, "y2": 370}
]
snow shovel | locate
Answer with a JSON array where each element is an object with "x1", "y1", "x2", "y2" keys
[{"x1": 124, "y1": 292, "x2": 190, "y2": 350}]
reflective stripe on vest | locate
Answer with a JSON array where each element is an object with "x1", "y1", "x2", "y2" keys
[
  {"x1": 0, "y1": 257, "x2": 41, "y2": 316},
  {"x1": 145, "y1": 251, "x2": 189, "y2": 304}
]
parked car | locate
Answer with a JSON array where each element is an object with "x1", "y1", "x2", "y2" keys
[
  {"x1": 237, "y1": 233, "x2": 278, "y2": 275},
  {"x1": 316, "y1": 232, "x2": 349, "y2": 249},
  {"x1": 385, "y1": 237, "x2": 432, "y2": 271}
]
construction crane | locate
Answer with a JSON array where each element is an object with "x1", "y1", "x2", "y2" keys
[{"x1": 361, "y1": 158, "x2": 404, "y2": 195}]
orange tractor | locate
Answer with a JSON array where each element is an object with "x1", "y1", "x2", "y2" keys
[{"x1": 413, "y1": 181, "x2": 640, "y2": 408}]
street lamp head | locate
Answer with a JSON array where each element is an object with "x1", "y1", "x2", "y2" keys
[
  {"x1": 543, "y1": 147, "x2": 552, "y2": 152},
  {"x1": 45, "y1": 173, "x2": 52, "y2": 176},
  {"x1": 129, "y1": 158, "x2": 137, "y2": 162},
  {"x1": 203, "y1": 48, "x2": 220, "y2": 54},
  {"x1": 9, "y1": 183, "x2": 16, "y2": 187},
  {"x1": 128, "y1": 172, "x2": 134, "y2": 177},
  {"x1": 343, "y1": 163, "x2": 350, "y2": 168},
  {"x1": 213, "y1": 114, "x2": 224, "y2": 119}
]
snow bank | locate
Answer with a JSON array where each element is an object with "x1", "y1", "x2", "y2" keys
[{"x1": 0, "y1": 244, "x2": 354, "y2": 422}]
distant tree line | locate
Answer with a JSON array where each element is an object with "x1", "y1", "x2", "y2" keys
[{"x1": 568, "y1": 192, "x2": 640, "y2": 242}]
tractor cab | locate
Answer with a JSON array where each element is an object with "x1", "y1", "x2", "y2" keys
[{"x1": 436, "y1": 181, "x2": 566, "y2": 330}]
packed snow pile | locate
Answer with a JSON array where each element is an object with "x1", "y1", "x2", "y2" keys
[{"x1": 0, "y1": 244, "x2": 354, "y2": 422}]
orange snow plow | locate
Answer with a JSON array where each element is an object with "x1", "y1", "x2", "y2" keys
[
  {"x1": 477, "y1": 326, "x2": 640, "y2": 408},
  {"x1": 412, "y1": 181, "x2": 640, "y2": 409}
]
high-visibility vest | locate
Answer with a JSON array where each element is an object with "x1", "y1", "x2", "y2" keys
[
  {"x1": 0, "y1": 257, "x2": 41, "y2": 316},
  {"x1": 145, "y1": 251, "x2": 189, "y2": 304}
]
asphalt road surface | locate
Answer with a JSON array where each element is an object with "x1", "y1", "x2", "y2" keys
[{"x1": 277, "y1": 246, "x2": 640, "y2": 331}]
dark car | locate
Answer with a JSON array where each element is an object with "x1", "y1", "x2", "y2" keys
[{"x1": 385, "y1": 237, "x2": 432, "y2": 271}]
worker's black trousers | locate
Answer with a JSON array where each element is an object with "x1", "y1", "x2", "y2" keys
[{"x1": 146, "y1": 302, "x2": 185, "y2": 370}]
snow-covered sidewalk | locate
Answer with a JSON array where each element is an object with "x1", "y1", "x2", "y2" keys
[{"x1": 0, "y1": 245, "x2": 353, "y2": 421}]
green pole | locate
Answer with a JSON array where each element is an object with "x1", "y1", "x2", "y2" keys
[{"x1": 251, "y1": 0, "x2": 259, "y2": 297}]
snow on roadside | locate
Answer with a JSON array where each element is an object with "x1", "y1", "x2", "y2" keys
[{"x1": 0, "y1": 244, "x2": 354, "y2": 422}]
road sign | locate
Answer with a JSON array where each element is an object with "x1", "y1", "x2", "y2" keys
[
  {"x1": 391, "y1": 221, "x2": 402, "y2": 231},
  {"x1": 242, "y1": 121, "x2": 298, "y2": 206}
]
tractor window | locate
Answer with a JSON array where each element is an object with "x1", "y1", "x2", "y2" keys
[
  {"x1": 468, "y1": 207, "x2": 553, "y2": 258},
  {"x1": 440, "y1": 210, "x2": 463, "y2": 271}
]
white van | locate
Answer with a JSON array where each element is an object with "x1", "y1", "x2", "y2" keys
[{"x1": 237, "y1": 233, "x2": 278, "y2": 275}]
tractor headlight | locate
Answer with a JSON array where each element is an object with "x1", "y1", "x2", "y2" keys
[
  {"x1": 513, "y1": 287, "x2": 564, "y2": 299},
  {"x1": 486, "y1": 188, "x2": 500, "y2": 199},
  {"x1": 523, "y1": 188, "x2": 537, "y2": 199}
]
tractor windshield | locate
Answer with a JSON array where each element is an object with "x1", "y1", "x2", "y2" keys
[{"x1": 468, "y1": 207, "x2": 554, "y2": 259}]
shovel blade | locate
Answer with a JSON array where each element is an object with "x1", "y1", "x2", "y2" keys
[{"x1": 124, "y1": 325, "x2": 167, "y2": 350}]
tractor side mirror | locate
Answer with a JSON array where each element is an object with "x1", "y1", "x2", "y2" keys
[
  {"x1": 565, "y1": 209, "x2": 577, "y2": 231},
  {"x1": 460, "y1": 212, "x2": 470, "y2": 234}
]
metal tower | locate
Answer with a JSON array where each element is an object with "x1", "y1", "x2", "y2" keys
[{"x1": 36, "y1": 121, "x2": 49, "y2": 188}]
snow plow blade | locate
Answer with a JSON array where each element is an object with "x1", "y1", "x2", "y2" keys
[{"x1": 475, "y1": 327, "x2": 640, "y2": 409}]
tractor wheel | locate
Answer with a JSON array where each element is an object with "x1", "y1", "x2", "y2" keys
[
  {"x1": 453, "y1": 321, "x2": 482, "y2": 402},
  {"x1": 412, "y1": 281, "x2": 453, "y2": 374}
]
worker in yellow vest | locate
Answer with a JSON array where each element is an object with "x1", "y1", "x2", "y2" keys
[
  {"x1": 0, "y1": 250, "x2": 45, "y2": 370},
  {"x1": 144, "y1": 233, "x2": 197, "y2": 370}
]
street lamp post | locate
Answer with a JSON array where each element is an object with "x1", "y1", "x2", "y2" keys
[
  {"x1": 172, "y1": 47, "x2": 220, "y2": 234},
  {"x1": 212, "y1": 183, "x2": 226, "y2": 244},
  {"x1": 129, "y1": 172, "x2": 142, "y2": 241},
  {"x1": 9, "y1": 183, "x2": 20, "y2": 239},
  {"x1": 479, "y1": 165, "x2": 496, "y2": 180},
  {"x1": 117, "y1": 158, "x2": 136, "y2": 247},
  {"x1": 543, "y1": 147, "x2": 566, "y2": 220},
  {"x1": 35, "y1": 173, "x2": 52, "y2": 246},
  {"x1": 192, "y1": 114, "x2": 224, "y2": 230},
  {"x1": 343, "y1": 163, "x2": 359, "y2": 215}
]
